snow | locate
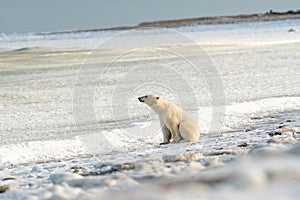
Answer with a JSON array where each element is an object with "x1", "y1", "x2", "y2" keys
[{"x1": 0, "y1": 18, "x2": 300, "y2": 199}]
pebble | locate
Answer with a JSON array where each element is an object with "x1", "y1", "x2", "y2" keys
[
  {"x1": 115, "y1": 162, "x2": 135, "y2": 171},
  {"x1": 228, "y1": 163, "x2": 268, "y2": 188},
  {"x1": 162, "y1": 153, "x2": 202, "y2": 162},
  {"x1": 71, "y1": 165, "x2": 86, "y2": 174},
  {"x1": 27, "y1": 174, "x2": 37, "y2": 179},
  {"x1": 188, "y1": 161, "x2": 205, "y2": 170},
  {"x1": 268, "y1": 136, "x2": 295, "y2": 144},
  {"x1": 248, "y1": 144, "x2": 288, "y2": 156},
  {"x1": 205, "y1": 157, "x2": 224, "y2": 167},
  {"x1": 285, "y1": 119, "x2": 295, "y2": 122},
  {"x1": 104, "y1": 179, "x2": 117, "y2": 187},
  {"x1": 31, "y1": 165, "x2": 43, "y2": 172},
  {"x1": 288, "y1": 28, "x2": 298, "y2": 32},
  {"x1": 43, "y1": 162, "x2": 66, "y2": 170},
  {"x1": 28, "y1": 182, "x2": 38, "y2": 188},
  {"x1": 50, "y1": 173, "x2": 83, "y2": 185},
  {"x1": 237, "y1": 142, "x2": 253, "y2": 147},
  {"x1": 286, "y1": 144, "x2": 300, "y2": 156},
  {"x1": 50, "y1": 184, "x2": 82, "y2": 200},
  {"x1": 205, "y1": 147, "x2": 242, "y2": 156},
  {"x1": 65, "y1": 176, "x2": 105, "y2": 188},
  {"x1": 133, "y1": 162, "x2": 154, "y2": 174},
  {"x1": 37, "y1": 174, "x2": 47, "y2": 179},
  {"x1": 251, "y1": 116, "x2": 263, "y2": 120},
  {"x1": 268, "y1": 127, "x2": 298, "y2": 136},
  {"x1": 0, "y1": 180, "x2": 18, "y2": 193},
  {"x1": 2, "y1": 176, "x2": 16, "y2": 181},
  {"x1": 245, "y1": 128, "x2": 253, "y2": 132}
]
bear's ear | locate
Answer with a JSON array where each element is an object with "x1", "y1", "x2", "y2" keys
[{"x1": 156, "y1": 97, "x2": 159, "y2": 100}]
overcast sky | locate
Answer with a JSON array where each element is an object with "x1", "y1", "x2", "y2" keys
[{"x1": 1, "y1": 0, "x2": 300, "y2": 34}]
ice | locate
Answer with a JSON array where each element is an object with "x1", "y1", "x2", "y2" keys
[
  {"x1": 0, "y1": 138, "x2": 87, "y2": 166},
  {"x1": 0, "y1": 18, "x2": 300, "y2": 199},
  {"x1": 0, "y1": 96, "x2": 299, "y2": 167},
  {"x1": 1, "y1": 18, "x2": 300, "y2": 164}
]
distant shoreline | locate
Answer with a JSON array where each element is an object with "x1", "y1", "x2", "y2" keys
[{"x1": 44, "y1": 10, "x2": 300, "y2": 35}]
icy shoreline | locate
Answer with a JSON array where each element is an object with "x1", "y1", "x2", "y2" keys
[
  {"x1": 0, "y1": 111, "x2": 299, "y2": 199},
  {"x1": 1, "y1": 17, "x2": 300, "y2": 199},
  {"x1": 1, "y1": 96, "x2": 300, "y2": 168}
]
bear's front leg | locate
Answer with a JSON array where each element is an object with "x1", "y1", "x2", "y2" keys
[
  {"x1": 170, "y1": 124, "x2": 182, "y2": 143},
  {"x1": 160, "y1": 124, "x2": 171, "y2": 145}
]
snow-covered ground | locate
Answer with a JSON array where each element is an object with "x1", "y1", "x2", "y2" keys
[{"x1": 0, "y1": 19, "x2": 300, "y2": 199}]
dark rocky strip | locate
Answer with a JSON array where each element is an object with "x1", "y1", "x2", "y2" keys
[{"x1": 42, "y1": 10, "x2": 300, "y2": 35}]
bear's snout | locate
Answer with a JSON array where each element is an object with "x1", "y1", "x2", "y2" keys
[{"x1": 138, "y1": 97, "x2": 144, "y2": 102}]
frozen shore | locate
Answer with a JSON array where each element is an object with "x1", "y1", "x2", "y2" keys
[
  {"x1": 0, "y1": 111, "x2": 300, "y2": 199},
  {"x1": 1, "y1": 16, "x2": 300, "y2": 199}
]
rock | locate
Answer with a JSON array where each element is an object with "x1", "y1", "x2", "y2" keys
[
  {"x1": 277, "y1": 124, "x2": 286, "y2": 129},
  {"x1": 188, "y1": 156, "x2": 269, "y2": 188},
  {"x1": 285, "y1": 119, "x2": 295, "y2": 122},
  {"x1": 268, "y1": 136, "x2": 295, "y2": 144},
  {"x1": 237, "y1": 142, "x2": 253, "y2": 147},
  {"x1": 147, "y1": 155, "x2": 164, "y2": 163},
  {"x1": 89, "y1": 162, "x2": 136, "y2": 176},
  {"x1": 174, "y1": 161, "x2": 206, "y2": 175},
  {"x1": 65, "y1": 176, "x2": 105, "y2": 188},
  {"x1": 43, "y1": 162, "x2": 66, "y2": 170},
  {"x1": 226, "y1": 162, "x2": 268, "y2": 188},
  {"x1": 71, "y1": 165, "x2": 86, "y2": 174},
  {"x1": 251, "y1": 116, "x2": 263, "y2": 120},
  {"x1": 114, "y1": 163, "x2": 135, "y2": 171},
  {"x1": 66, "y1": 173, "x2": 139, "y2": 190},
  {"x1": 27, "y1": 174, "x2": 36, "y2": 179},
  {"x1": 189, "y1": 161, "x2": 205, "y2": 170},
  {"x1": 0, "y1": 180, "x2": 18, "y2": 193},
  {"x1": 28, "y1": 182, "x2": 38, "y2": 188},
  {"x1": 37, "y1": 174, "x2": 47, "y2": 179},
  {"x1": 288, "y1": 28, "x2": 298, "y2": 32},
  {"x1": 162, "y1": 153, "x2": 202, "y2": 162},
  {"x1": 286, "y1": 144, "x2": 300, "y2": 156},
  {"x1": 248, "y1": 144, "x2": 288, "y2": 156},
  {"x1": 268, "y1": 127, "x2": 298, "y2": 136},
  {"x1": 104, "y1": 179, "x2": 117, "y2": 187},
  {"x1": 93, "y1": 162, "x2": 108, "y2": 168},
  {"x1": 245, "y1": 128, "x2": 253, "y2": 132},
  {"x1": 88, "y1": 165, "x2": 115, "y2": 176},
  {"x1": 133, "y1": 162, "x2": 154, "y2": 174},
  {"x1": 205, "y1": 146, "x2": 242, "y2": 156},
  {"x1": 50, "y1": 173, "x2": 83, "y2": 185},
  {"x1": 73, "y1": 168, "x2": 84, "y2": 174},
  {"x1": 31, "y1": 165, "x2": 43, "y2": 172},
  {"x1": 50, "y1": 184, "x2": 82, "y2": 200},
  {"x1": 2, "y1": 177, "x2": 16, "y2": 181},
  {"x1": 205, "y1": 157, "x2": 224, "y2": 167}
]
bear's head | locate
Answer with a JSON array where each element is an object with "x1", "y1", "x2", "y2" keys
[{"x1": 138, "y1": 94, "x2": 160, "y2": 107}]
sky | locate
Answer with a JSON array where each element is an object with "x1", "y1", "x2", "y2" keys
[{"x1": 0, "y1": 0, "x2": 300, "y2": 34}]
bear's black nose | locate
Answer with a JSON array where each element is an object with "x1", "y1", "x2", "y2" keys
[{"x1": 138, "y1": 97, "x2": 144, "y2": 102}]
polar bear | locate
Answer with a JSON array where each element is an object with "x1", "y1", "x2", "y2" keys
[{"x1": 138, "y1": 94, "x2": 200, "y2": 144}]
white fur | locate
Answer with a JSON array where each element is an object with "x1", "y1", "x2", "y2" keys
[{"x1": 138, "y1": 94, "x2": 200, "y2": 144}]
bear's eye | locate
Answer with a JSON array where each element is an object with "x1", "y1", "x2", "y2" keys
[
  {"x1": 145, "y1": 95, "x2": 148, "y2": 98},
  {"x1": 156, "y1": 97, "x2": 159, "y2": 100}
]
